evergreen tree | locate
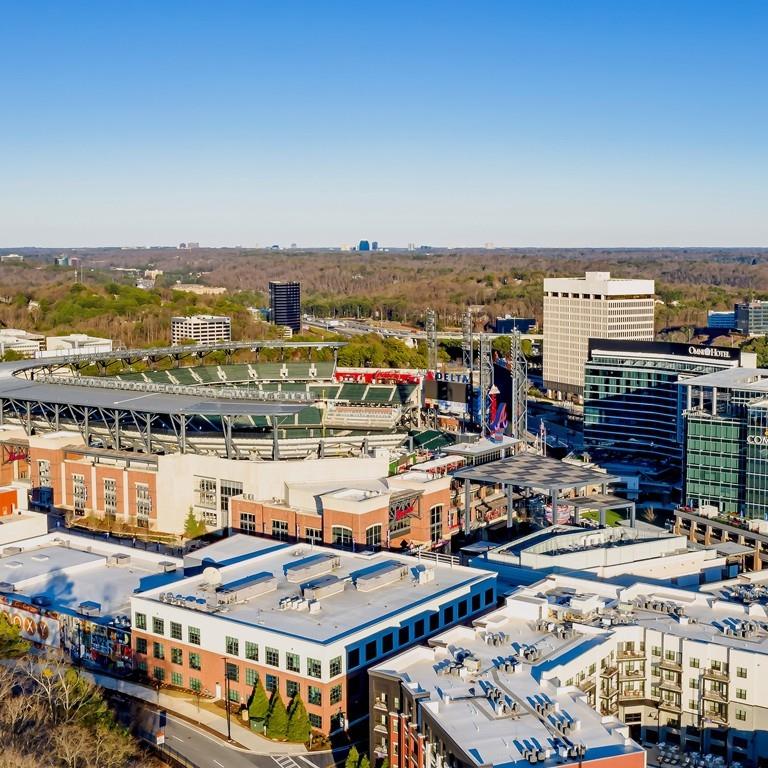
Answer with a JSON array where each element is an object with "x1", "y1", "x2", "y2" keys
[
  {"x1": 247, "y1": 679, "x2": 269, "y2": 721},
  {"x1": 265, "y1": 690, "x2": 288, "y2": 739},
  {"x1": 286, "y1": 693, "x2": 311, "y2": 742},
  {"x1": 0, "y1": 613, "x2": 30, "y2": 659},
  {"x1": 359, "y1": 755, "x2": 370, "y2": 768},
  {"x1": 345, "y1": 745, "x2": 360, "y2": 768},
  {"x1": 183, "y1": 507, "x2": 205, "y2": 538}
]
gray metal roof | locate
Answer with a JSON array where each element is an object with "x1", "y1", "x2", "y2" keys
[{"x1": 454, "y1": 454, "x2": 618, "y2": 490}]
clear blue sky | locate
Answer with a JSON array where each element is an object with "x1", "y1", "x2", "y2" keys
[{"x1": 1, "y1": 1, "x2": 766, "y2": 247}]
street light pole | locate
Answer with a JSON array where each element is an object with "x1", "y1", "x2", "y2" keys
[{"x1": 222, "y1": 658, "x2": 232, "y2": 742}]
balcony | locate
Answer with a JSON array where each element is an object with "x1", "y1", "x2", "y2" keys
[
  {"x1": 658, "y1": 699, "x2": 682, "y2": 712},
  {"x1": 374, "y1": 698, "x2": 389, "y2": 711},
  {"x1": 619, "y1": 688, "x2": 645, "y2": 701},
  {"x1": 617, "y1": 649, "x2": 646, "y2": 661},
  {"x1": 618, "y1": 668, "x2": 645, "y2": 682},
  {"x1": 703, "y1": 709, "x2": 728, "y2": 725},
  {"x1": 659, "y1": 679, "x2": 681, "y2": 693},
  {"x1": 600, "y1": 703, "x2": 619, "y2": 717},
  {"x1": 600, "y1": 665, "x2": 618, "y2": 678},
  {"x1": 701, "y1": 688, "x2": 727, "y2": 703},
  {"x1": 702, "y1": 668, "x2": 729, "y2": 682},
  {"x1": 578, "y1": 678, "x2": 596, "y2": 693},
  {"x1": 659, "y1": 658, "x2": 683, "y2": 672}
]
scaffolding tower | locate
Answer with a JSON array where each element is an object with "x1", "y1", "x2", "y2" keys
[
  {"x1": 425, "y1": 308, "x2": 438, "y2": 371},
  {"x1": 509, "y1": 330, "x2": 528, "y2": 441}
]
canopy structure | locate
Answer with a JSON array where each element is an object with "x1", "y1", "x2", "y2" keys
[{"x1": 453, "y1": 453, "x2": 633, "y2": 533}]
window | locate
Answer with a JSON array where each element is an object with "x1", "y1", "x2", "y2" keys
[
  {"x1": 286, "y1": 680, "x2": 299, "y2": 699},
  {"x1": 430, "y1": 505, "x2": 443, "y2": 543},
  {"x1": 458, "y1": 600, "x2": 468, "y2": 619},
  {"x1": 347, "y1": 648, "x2": 360, "y2": 669},
  {"x1": 736, "y1": 709, "x2": 747, "y2": 721},
  {"x1": 382, "y1": 634, "x2": 394, "y2": 653},
  {"x1": 104, "y1": 478, "x2": 117, "y2": 516},
  {"x1": 689, "y1": 699, "x2": 698, "y2": 710},
  {"x1": 307, "y1": 658, "x2": 322, "y2": 679},
  {"x1": 308, "y1": 686, "x2": 322, "y2": 705},
  {"x1": 153, "y1": 642, "x2": 164, "y2": 660},
  {"x1": 272, "y1": 520, "x2": 289, "y2": 540},
  {"x1": 190, "y1": 678, "x2": 201, "y2": 693},
  {"x1": 689, "y1": 657, "x2": 700, "y2": 668},
  {"x1": 245, "y1": 641, "x2": 258, "y2": 661},
  {"x1": 485, "y1": 588, "x2": 494, "y2": 605},
  {"x1": 136, "y1": 483, "x2": 152, "y2": 524},
  {"x1": 171, "y1": 672, "x2": 183, "y2": 688},
  {"x1": 736, "y1": 688, "x2": 747, "y2": 700},
  {"x1": 138, "y1": 660, "x2": 148, "y2": 673},
  {"x1": 240, "y1": 512, "x2": 257, "y2": 534},
  {"x1": 389, "y1": 517, "x2": 410, "y2": 537},
  {"x1": 170, "y1": 622, "x2": 182, "y2": 641},
  {"x1": 38, "y1": 459, "x2": 51, "y2": 487},
  {"x1": 220, "y1": 479, "x2": 243, "y2": 522},
  {"x1": 398, "y1": 626, "x2": 409, "y2": 645},
  {"x1": 737, "y1": 666, "x2": 747, "y2": 678},
  {"x1": 266, "y1": 647, "x2": 280, "y2": 667},
  {"x1": 226, "y1": 663, "x2": 239, "y2": 682},
  {"x1": 286, "y1": 652, "x2": 300, "y2": 672},
  {"x1": 366, "y1": 524, "x2": 382, "y2": 548},
  {"x1": 309, "y1": 713, "x2": 322, "y2": 730},
  {"x1": 365, "y1": 640, "x2": 377, "y2": 661},
  {"x1": 135, "y1": 637, "x2": 147, "y2": 654},
  {"x1": 265, "y1": 674, "x2": 278, "y2": 693},
  {"x1": 72, "y1": 473, "x2": 87, "y2": 514},
  {"x1": 189, "y1": 652, "x2": 201, "y2": 671},
  {"x1": 153, "y1": 667, "x2": 165, "y2": 682},
  {"x1": 429, "y1": 613, "x2": 439, "y2": 632},
  {"x1": 171, "y1": 648, "x2": 183, "y2": 665},
  {"x1": 330, "y1": 656, "x2": 342, "y2": 677},
  {"x1": 331, "y1": 526, "x2": 352, "y2": 546},
  {"x1": 152, "y1": 617, "x2": 164, "y2": 635},
  {"x1": 196, "y1": 477, "x2": 217, "y2": 508},
  {"x1": 225, "y1": 636, "x2": 239, "y2": 656},
  {"x1": 246, "y1": 668, "x2": 259, "y2": 687},
  {"x1": 135, "y1": 613, "x2": 146, "y2": 630},
  {"x1": 331, "y1": 685, "x2": 342, "y2": 705},
  {"x1": 304, "y1": 527, "x2": 322, "y2": 543},
  {"x1": 414, "y1": 619, "x2": 425, "y2": 638},
  {"x1": 689, "y1": 678, "x2": 699, "y2": 689},
  {"x1": 652, "y1": 646, "x2": 662, "y2": 657},
  {"x1": 228, "y1": 688, "x2": 240, "y2": 703},
  {"x1": 472, "y1": 594, "x2": 481, "y2": 612},
  {"x1": 443, "y1": 606, "x2": 454, "y2": 624},
  {"x1": 188, "y1": 626, "x2": 200, "y2": 645}
]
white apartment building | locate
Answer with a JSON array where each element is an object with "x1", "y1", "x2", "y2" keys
[
  {"x1": 543, "y1": 272, "x2": 655, "y2": 398},
  {"x1": 497, "y1": 572, "x2": 768, "y2": 762},
  {"x1": 171, "y1": 315, "x2": 232, "y2": 345},
  {"x1": 0, "y1": 329, "x2": 45, "y2": 358}
]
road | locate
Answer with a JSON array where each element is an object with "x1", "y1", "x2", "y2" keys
[{"x1": 154, "y1": 710, "x2": 345, "y2": 768}]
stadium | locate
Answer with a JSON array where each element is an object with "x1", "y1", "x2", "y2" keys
[{"x1": 0, "y1": 340, "x2": 422, "y2": 460}]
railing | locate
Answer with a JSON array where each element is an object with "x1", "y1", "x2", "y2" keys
[
  {"x1": 34, "y1": 373, "x2": 313, "y2": 402},
  {"x1": 660, "y1": 658, "x2": 683, "y2": 671},
  {"x1": 702, "y1": 668, "x2": 729, "y2": 682},
  {"x1": 145, "y1": 741, "x2": 200, "y2": 768},
  {"x1": 617, "y1": 649, "x2": 645, "y2": 660}
]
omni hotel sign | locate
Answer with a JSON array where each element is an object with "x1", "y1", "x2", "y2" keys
[{"x1": 687, "y1": 346, "x2": 734, "y2": 360}]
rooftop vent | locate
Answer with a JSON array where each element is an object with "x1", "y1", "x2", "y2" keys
[
  {"x1": 215, "y1": 572, "x2": 277, "y2": 605},
  {"x1": 355, "y1": 561, "x2": 408, "y2": 592},
  {"x1": 285, "y1": 553, "x2": 340, "y2": 583},
  {"x1": 157, "y1": 560, "x2": 176, "y2": 573},
  {"x1": 2, "y1": 547, "x2": 22, "y2": 557},
  {"x1": 31, "y1": 554, "x2": 50, "y2": 562},
  {"x1": 107, "y1": 553, "x2": 131, "y2": 566}
]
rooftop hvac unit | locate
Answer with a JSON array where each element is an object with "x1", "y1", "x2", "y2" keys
[
  {"x1": 2, "y1": 546, "x2": 22, "y2": 556},
  {"x1": 157, "y1": 560, "x2": 176, "y2": 573},
  {"x1": 107, "y1": 553, "x2": 131, "y2": 566},
  {"x1": 285, "y1": 553, "x2": 340, "y2": 583},
  {"x1": 0, "y1": 581, "x2": 15, "y2": 593},
  {"x1": 78, "y1": 601, "x2": 101, "y2": 617},
  {"x1": 308, "y1": 600, "x2": 321, "y2": 614}
]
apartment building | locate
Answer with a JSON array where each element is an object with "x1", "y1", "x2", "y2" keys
[
  {"x1": 369, "y1": 603, "x2": 646, "y2": 768},
  {"x1": 171, "y1": 314, "x2": 232, "y2": 345},
  {"x1": 130, "y1": 537, "x2": 497, "y2": 736},
  {"x1": 543, "y1": 272, "x2": 655, "y2": 399}
]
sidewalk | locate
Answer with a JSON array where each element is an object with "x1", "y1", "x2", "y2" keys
[{"x1": 87, "y1": 670, "x2": 309, "y2": 755}]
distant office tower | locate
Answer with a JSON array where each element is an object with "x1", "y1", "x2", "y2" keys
[
  {"x1": 735, "y1": 301, "x2": 768, "y2": 334},
  {"x1": 358, "y1": 240, "x2": 371, "y2": 251},
  {"x1": 543, "y1": 271, "x2": 655, "y2": 398},
  {"x1": 269, "y1": 281, "x2": 301, "y2": 333},
  {"x1": 371, "y1": 241, "x2": 379, "y2": 251},
  {"x1": 171, "y1": 315, "x2": 231, "y2": 345},
  {"x1": 707, "y1": 310, "x2": 736, "y2": 329}
]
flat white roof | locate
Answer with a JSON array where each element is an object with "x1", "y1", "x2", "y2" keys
[
  {"x1": 0, "y1": 534, "x2": 182, "y2": 622},
  {"x1": 372, "y1": 611, "x2": 642, "y2": 768},
  {"x1": 138, "y1": 539, "x2": 494, "y2": 644}
]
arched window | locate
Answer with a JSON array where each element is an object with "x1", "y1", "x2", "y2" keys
[
  {"x1": 331, "y1": 525, "x2": 352, "y2": 546},
  {"x1": 366, "y1": 524, "x2": 382, "y2": 548},
  {"x1": 430, "y1": 504, "x2": 443, "y2": 543}
]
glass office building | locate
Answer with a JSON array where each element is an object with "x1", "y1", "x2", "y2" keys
[
  {"x1": 584, "y1": 340, "x2": 743, "y2": 466},
  {"x1": 683, "y1": 368, "x2": 768, "y2": 518}
]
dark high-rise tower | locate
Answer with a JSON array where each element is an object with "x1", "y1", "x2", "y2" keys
[{"x1": 269, "y1": 281, "x2": 301, "y2": 333}]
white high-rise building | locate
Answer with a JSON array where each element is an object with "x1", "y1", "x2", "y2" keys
[
  {"x1": 171, "y1": 315, "x2": 231, "y2": 345},
  {"x1": 543, "y1": 271, "x2": 655, "y2": 398}
]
